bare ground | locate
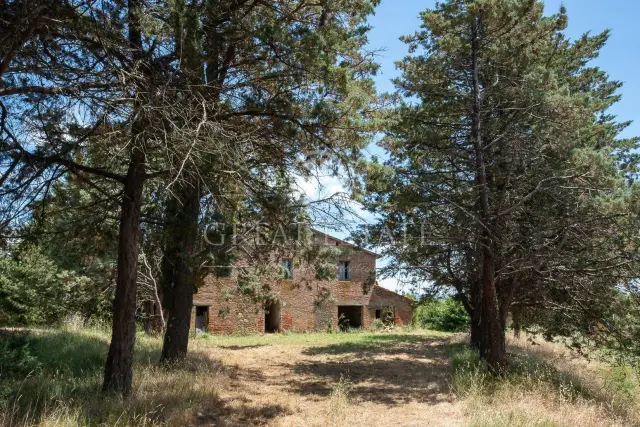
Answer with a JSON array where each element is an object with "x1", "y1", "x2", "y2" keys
[
  {"x1": 2, "y1": 329, "x2": 638, "y2": 426},
  {"x1": 188, "y1": 332, "x2": 466, "y2": 427},
  {"x1": 183, "y1": 331, "x2": 640, "y2": 427}
]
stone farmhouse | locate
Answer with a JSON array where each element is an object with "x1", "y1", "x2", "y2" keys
[{"x1": 190, "y1": 230, "x2": 413, "y2": 334}]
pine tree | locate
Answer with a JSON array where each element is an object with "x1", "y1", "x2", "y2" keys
[
  {"x1": 156, "y1": 0, "x2": 380, "y2": 363},
  {"x1": 358, "y1": 0, "x2": 639, "y2": 373}
]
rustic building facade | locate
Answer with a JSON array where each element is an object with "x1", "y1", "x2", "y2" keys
[{"x1": 190, "y1": 231, "x2": 413, "y2": 334}]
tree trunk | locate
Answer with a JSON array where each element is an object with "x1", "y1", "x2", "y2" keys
[
  {"x1": 160, "y1": 181, "x2": 201, "y2": 364},
  {"x1": 458, "y1": 278, "x2": 482, "y2": 351},
  {"x1": 102, "y1": 0, "x2": 146, "y2": 394},
  {"x1": 469, "y1": 279, "x2": 483, "y2": 351},
  {"x1": 479, "y1": 248, "x2": 507, "y2": 374},
  {"x1": 102, "y1": 149, "x2": 146, "y2": 395},
  {"x1": 470, "y1": 13, "x2": 507, "y2": 375},
  {"x1": 512, "y1": 306, "x2": 521, "y2": 338}
]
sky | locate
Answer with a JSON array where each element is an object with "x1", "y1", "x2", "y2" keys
[
  {"x1": 306, "y1": 0, "x2": 640, "y2": 292},
  {"x1": 366, "y1": 0, "x2": 640, "y2": 137}
]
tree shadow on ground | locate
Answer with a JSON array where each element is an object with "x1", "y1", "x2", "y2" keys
[
  {"x1": 0, "y1": 329, "x2": 287, "y2": 426},
  {"x1": 219, "y1": 344, "x2": 267, "y2": 350},
  {"x1": 302, "y1": 334, "x2": 447, "y2": 358},
  {"x1": 292, "y1": 334, "x2": 454, "y2": 405}
]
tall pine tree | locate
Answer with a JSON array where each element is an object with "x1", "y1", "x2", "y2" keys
[{"x1": 358, "y1": 0, "x2": 639, "y2": 373}]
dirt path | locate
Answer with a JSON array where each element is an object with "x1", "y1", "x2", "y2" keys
[{"x1": 191, "y1": 333, "x2": 466, "y2": 426}]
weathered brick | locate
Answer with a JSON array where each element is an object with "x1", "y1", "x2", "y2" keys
[{"x1": 192, "y1": 231, "x2": 413, "y2": 334}]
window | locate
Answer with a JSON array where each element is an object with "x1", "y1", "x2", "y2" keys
[
  {"x1": 281, "y1": 259, "x2": 294, "y2": 280},
  {"x1": 338, "y1": 261, "x2": 350, "y2": 281}
]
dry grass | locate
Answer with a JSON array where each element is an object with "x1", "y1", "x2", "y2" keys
[
  {"x1": 452, "y1": 334, "x2": 640, "y2": 427},
  {"x1": 1, "y1": 327, "x2": 638, "y2": 426}
]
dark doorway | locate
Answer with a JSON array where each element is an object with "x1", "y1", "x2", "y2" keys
[
  {"x1": 195, "y1": 306, "x2": 209, "y2": 333},
  {"x1": 265, "y1": 301, "x2": 281, "y2": 333},
  {"x1": 338, "y1": 305, "x2": 363, "y2": 330}
]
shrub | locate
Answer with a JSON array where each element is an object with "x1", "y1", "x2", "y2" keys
[
  {"x1": 369, "y1": 318, "x2": 386, "y2": 332},
  {"x1": 413, "y1": 296, "x2": 469, "y2": 332},
  {"x1": 0, "y1": 332, "x2": 40, "y2": 379},
  {"x1": 0, "y1": 247, "x2": 95, "y2": 326}
]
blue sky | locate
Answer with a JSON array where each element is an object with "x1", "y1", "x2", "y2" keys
[{"x1": 367, "y1": 0, "x2": 640, "y2": 138}]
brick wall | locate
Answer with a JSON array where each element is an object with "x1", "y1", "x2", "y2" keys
[
  {"x1": 369, "y1": 285, "x2": 414, "y2": 326},
  {"x1": 191, "y1": 232, "x2": 413, "y2": 334}
]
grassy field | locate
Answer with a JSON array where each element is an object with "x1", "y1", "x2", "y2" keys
[{"x1": 0, "y1": 326, "x2": 638, "y2": 426}]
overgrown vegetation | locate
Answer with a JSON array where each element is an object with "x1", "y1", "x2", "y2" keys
[
  {"x1": 0, "y1": 328, "x2": 219, "y2": 426},
  {"x1": 450, "y1": 336, "x2": 640, "y2": 426},
  {"x1": 2, "y1": 328, "x2": 639, "y2": 426},
  {"x1": 413, "y1": 297, "x2": 470, "y2": 332},
  {"x1": 0, "y1": 248, "x2": 99, "y2": 326},
  {"x1": 1, "y1": 0, "x2": 640, "y2": 412}
]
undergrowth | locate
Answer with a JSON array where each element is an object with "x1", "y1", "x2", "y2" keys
[{"x1": 450, "y1": 341, "x2": 640, "y2": 427}]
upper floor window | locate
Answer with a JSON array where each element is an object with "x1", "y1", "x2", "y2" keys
[
  {"x1": 281, "y1": 259, "x2": 294, "y2": 280},
  {"x1": 338, "y1": 261, "x2": 350, "y2": 281}
]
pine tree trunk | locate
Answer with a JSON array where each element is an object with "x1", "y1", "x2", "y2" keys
[
  {"x1": 480, "y1": 247, "x2": 507, "y2": 374},
  {"x1": 160, "y1": 182, "x2": 200, "y2": 364},
  {"x1": 470, "y1": 312, "x2": 482, "y2": 351},
  {"x1": 469, "y1": 279, "x2": 483, "y2": 351},
  {"x1": 461, "y1": 278, "x2": 482, "y2": 351},
  {"x1": 470, "y1": 13, "x2": 507, "y2": 375},
  {"x1": 102, "y1": 0, "x2": 146, "y2": 394},
  {"x1": 102, "y1": 149, "x2": 146, "y2": 395}
]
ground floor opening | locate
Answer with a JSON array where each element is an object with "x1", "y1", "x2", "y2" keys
[
  {"x1": 375, "y1": 306, "x2": 395, "y2": 326},
  {"x1": 338, "y1": 305, "x2": 363, "y2": 330},
  {"x1": 195, "y1": 305, "x2": 209, "y2": 333},
  {"x1": 265, "y1": 301, "x2": 281, "y2": 333}
]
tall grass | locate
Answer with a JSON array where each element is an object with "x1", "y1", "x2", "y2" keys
[
  {"x1": 326, "y1": 375, "x2": 353, "y2": 426},
  {"x1": 0, "y1": 328, "x2": 224, "y2": 426},
  {"x1": 449, "y1": 338, "x2": 640, "y2": 427}
]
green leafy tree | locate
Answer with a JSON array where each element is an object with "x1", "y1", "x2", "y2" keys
[{"x1": 414, "y1": 297, "x2": 470, "y2": 332}]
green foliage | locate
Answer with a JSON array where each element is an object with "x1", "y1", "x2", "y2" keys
[
  {"x1": 356, "y1": 0, "x2": 640, "y2": 367},
  {"x1": 450, "y1": 344, "x2": 587, "y2": 402},
  {"x1": 308, "y1": 244, "x2": 342, "y2": 281},
  {"x1": 368, "y1": 318, "x2": 386, "y2": 332},
  {"x1": 0, "y1": 247, "x2": 94, "y2": 326},
  {"x1": 0, "y1": 333, "x2": 40, "y2": 380},
  {"x1": 414, "y1": 297, "x2": 469, "y2": 332}
]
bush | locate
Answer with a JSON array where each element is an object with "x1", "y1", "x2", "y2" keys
[
  {"x1": 413, "y1": 296, "x2": 469, "y2": 332},
  {"x1": 369, "y1": 318, "x2": 388, "y2": 332},
  {"x1": 0, "y1": 247, "x2": 94, "y2": 326},
  {"x1": 0, "y1": 332, "x2": 40, "y2": 380}
]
